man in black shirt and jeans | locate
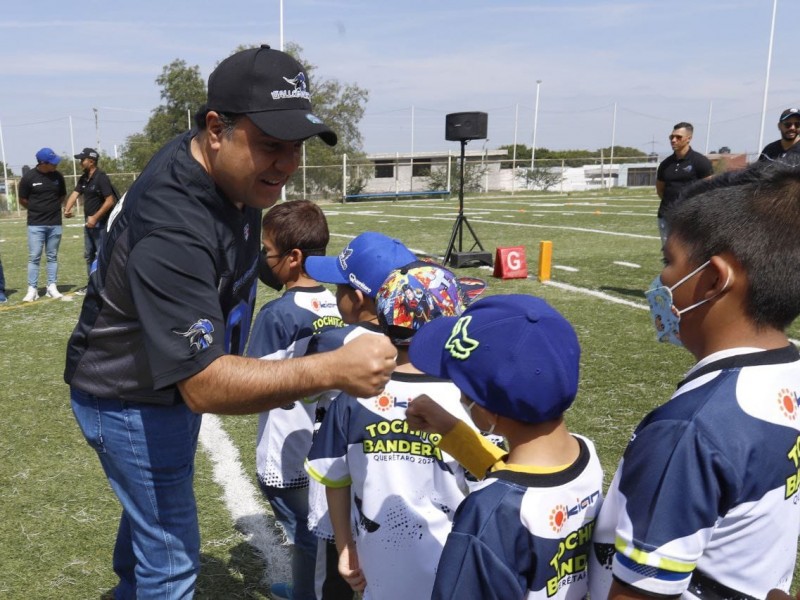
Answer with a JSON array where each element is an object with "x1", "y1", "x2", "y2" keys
[
  {"x1": 64, "y1": 147, "x2": 116, "y2": 294},
  {"x1": 655, "y1": 122, "x2": 713, "y2": 246},
  {"x1": 64, "y1": 45, "x2": 396, "y2": 598},
  {"x1": 19, "y1": 147, "x2": 67, "y2": 301}
]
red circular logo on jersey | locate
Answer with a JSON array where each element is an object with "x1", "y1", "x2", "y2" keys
[
  {"x1": 778, "y1": 388, "x2": 798, "y2": 421},
  {"x1": 549, "y1": 505, "x2": 567, "y2": 533},
  {"x1": 375, "y1": 393, "x2": 394, "y2": 412},
  {"x1": 312, "y1": 299, "x2": 320, "y2": 311}
]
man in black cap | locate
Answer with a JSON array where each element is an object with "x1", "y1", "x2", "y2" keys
[
  {"x1": 64, "y1": 45, "x2": 396, "y2": 598},
  {"x1": 64, "y1": 147, "x2": 116, "y2": 294},
  {"x1": 758, "y1": 108, "x2": 800, "y2": 162}
]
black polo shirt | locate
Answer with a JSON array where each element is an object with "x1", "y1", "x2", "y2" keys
[
  {"x1": 757, "y1": 140, "x2": 800, "y2": 162},
  {"x1": 19, "y1": 167, "x2": 67, "y2": 226},
  {"x1": 656, "y1": 148, "x2": 713, "y2": 217},
  {"x1": 64, "y1": 131, "x2": 261, "y2": 405},
  {"x1": 74, "y1": 168, "x2": 115, "y2": 222}
]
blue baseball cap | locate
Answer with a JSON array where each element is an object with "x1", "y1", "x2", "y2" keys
[
  {"x1": 375, "y1": 261, "x2": 486, "y2": 345},
  {"x1": 409, "y1": 294, "x2": 580, "y2": 424},
  {"x1": 35, "y1": 147, "x2": 60, "y2": 165},
  {"x1": 305, "y1": 232, "x2": 416, "y2": 298}
]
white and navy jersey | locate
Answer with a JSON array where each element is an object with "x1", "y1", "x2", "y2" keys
[
  {"x1": 65, "y1": 132, "x2": 261, "y2": 404},
  {"x1": 589, "y1": 345, "x2": 800, "y2": 599},
  {"x1": 305, "y1": 372, "x2": 472, "y2": 600},
  {"x1": 248, "y1": 286, "x2": 343, "y2": 489},
  {"x1": 432, "y1": 435, "x2": 602, "y2": 600},
  {"x1": 301, "y1": 322, "x2": 386, "y2": 541}
]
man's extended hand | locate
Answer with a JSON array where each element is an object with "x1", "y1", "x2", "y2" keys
[{"x1": 332, "y1": 333, "x2": 396, "y2": 398}]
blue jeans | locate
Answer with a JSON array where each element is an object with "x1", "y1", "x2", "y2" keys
[
  {"x1": 84, "y1": 224, "x2": 104, "y2": 277},
  {"x1": 27, "y1": 225, "x2": 62, "y2": 287},
  {"x1": 70, "y1": 387, "x2": 202, "y2": 599},
  {"x1": 259, "y1": 481, "x2": 317, "y2": 600}
]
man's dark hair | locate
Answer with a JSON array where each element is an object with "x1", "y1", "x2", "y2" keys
[
  {"x1": 193, "y1": 105, "x2": 242, "y2": 136},
  {"x1": 262, "y1": 200, "x2": 329, "y2": 265},
  {"x1": 667, "y1": 159, "x2": 800, "y2": 329},
  {"x1": 673, "y1": 122, "x2": 694, "y2": 133}
]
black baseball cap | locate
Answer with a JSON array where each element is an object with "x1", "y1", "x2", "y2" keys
[
  {"x1": 207, "y1": 44, "x2": 337, "y2": 146},
  {"x1": 780, "y1": 108, "x2": 800, "y2": 122},
  {"x1": 74, "y1": 147, "x2": 99, "y2": 161}
]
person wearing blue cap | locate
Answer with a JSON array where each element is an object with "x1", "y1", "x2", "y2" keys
[
  {"x1": 405, "y1": 294, "x2": 603, "y2": 600},
  {"x1": 305, "y1": 261, "x2": 488, "y2": 600},
  {"x1": 19, "y1": 147, "x2": 67, "y2": 301}
]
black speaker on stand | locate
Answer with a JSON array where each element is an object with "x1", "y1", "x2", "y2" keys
[{"x1": 443, "y1": 112, "x2": 493, "y2": 268}]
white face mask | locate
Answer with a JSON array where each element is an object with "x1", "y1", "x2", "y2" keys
[
  {"x1": 644, "y1": 260, "x2": 730, "y2": 346},
  {"x1": 465, "y1": 400, "x2": 496, "y2": 435}
]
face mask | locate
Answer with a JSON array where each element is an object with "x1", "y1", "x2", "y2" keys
[
  {"x1": 644, "y1": 260, "x2": 729, "y2": 346},
  {"x1": 258, "y1": 248, "x2": 284, "y2": 292}
]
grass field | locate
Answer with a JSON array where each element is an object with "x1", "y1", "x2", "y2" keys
[{"x1": 1, "y1": 188, "x2": 798, "y2": 598}]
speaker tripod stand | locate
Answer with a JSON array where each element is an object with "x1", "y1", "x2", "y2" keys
[{"x1": 443, "y1": 139, "x2": 493, "y2": 268}]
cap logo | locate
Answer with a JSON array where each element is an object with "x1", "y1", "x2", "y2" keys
[
  {"x1": 444, "y1": 316, "x2": 479, "y2": 360},
  {"x1": 338, "y1": 246, "x2": 353, "y2": 269},
  {"x1": 272, "y1": 72, "x2": 311, "y2": 101}
]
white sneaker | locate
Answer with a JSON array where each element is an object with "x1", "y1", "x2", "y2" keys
[
  {"x1": 23, "y1": 286, "x2": 39, "y2": 302},
  {"x1": 45, "y1": 284, "x2": 63, "y2": 299}
]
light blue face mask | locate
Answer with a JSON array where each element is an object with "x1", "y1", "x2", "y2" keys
[{"x1": 644, "y1": 260, "x2": 729, "y2": 346}]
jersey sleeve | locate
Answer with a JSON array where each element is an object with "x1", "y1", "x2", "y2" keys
[
  {"x1": 246, "y1": 301, "x2": 293, "y2": 359},
  {"x1": 305, "y1": 393, "x2": 353, "y2": 488},
  {"x1": 610, "y1": 419, "x2": 736, "y2": 596},
  {"x1": 127, "y1": 227, "x2": 226, "y2": 389},
  {"x1": 432, "y1": 493, "x2": 527, "y2": 600},
  {"x1": 656, "y1": 161, "x2": 666, "y2": 182},
  {"x1": 18, "y1": 173, "x2": 31, "y2": 199}
]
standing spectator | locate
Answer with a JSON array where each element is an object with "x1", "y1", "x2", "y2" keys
[
  {"x1": 64, "y1": 147, "x2": 117, "y2": 294},
  {"x1": 655, "y1": 122, "x2": 712, "y2": 245},
  {"x1": 758, "y1": 108, "x2": 800, "y2": 163},
  {"x1": 19, "y1": 147, "x2": 67, "y2": 301},
  {"x1": 64, "y1": 45, "x2": 396, "y2": 599}
]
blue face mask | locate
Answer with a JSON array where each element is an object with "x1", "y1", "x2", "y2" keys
[{"x1": 645, "y1": 260, "x2": 729, "y2": 346}]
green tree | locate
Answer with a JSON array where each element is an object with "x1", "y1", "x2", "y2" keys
[{"x1": 120, "y1": 59, "x2": 206, "y2": 171}]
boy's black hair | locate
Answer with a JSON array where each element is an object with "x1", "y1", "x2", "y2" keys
[
  {"x1": 262, "y1": 200, "x2": 329, "y2": 265},
  {"x1": 667, "y1": 158, "x2": 800, "y2": 329}
]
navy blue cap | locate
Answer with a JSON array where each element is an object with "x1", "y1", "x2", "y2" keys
[
  {"x1": 305, "y1": 232, "x2": 416, "y2": 298},
  {"x1": 409, "y1": 294, "x2": 580, "y2": 424}
]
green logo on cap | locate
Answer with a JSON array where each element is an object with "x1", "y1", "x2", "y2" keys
[{"x1": 444, "y1": 316, "x2": 479, "y2": 360}]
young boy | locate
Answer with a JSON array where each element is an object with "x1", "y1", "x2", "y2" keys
[
  {"x1": 246, "y1": 200, "x2": 344, "y2": 600},
  {"x1": 589, "y1": 162, "x2": 800, "y2": 599},
  {"x1": 404, "y1": 294, "x2": 603, "y2": 599},
  {"x1": 304, "y1": 261, "x2": 486, "y2": 600}
]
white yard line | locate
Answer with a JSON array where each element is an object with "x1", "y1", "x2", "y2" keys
[
  {"x1": 198, "y1": 415, "x2": 291, "y2": 583},
  {"x1": 614, "y1": 261, "x2": 641, "y2": 268}
]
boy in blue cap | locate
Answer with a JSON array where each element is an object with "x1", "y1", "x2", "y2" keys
[{"x1": 405, "y1": 294, "x2": 603, "y2": 600}]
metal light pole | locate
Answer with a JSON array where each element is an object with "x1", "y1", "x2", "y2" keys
[
  {"x1": 758, "y1": 0, "x2": 778, "y2": 155},
  {"x1": 531, "y1": 80, "x2": 542, "y2": 169}
]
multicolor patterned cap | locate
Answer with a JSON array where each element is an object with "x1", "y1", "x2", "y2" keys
[{"x1": 375, "y1": 260, "x2": 486, "y2": 345}]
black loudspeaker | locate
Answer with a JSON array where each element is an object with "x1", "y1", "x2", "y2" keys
[{"x1": 445, "y1": 112, "x2": 488, "y2": 141}]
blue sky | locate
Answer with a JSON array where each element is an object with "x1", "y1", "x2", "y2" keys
[{"x1": 0, "y1": 1, "x2": 795, "y2": 172}]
